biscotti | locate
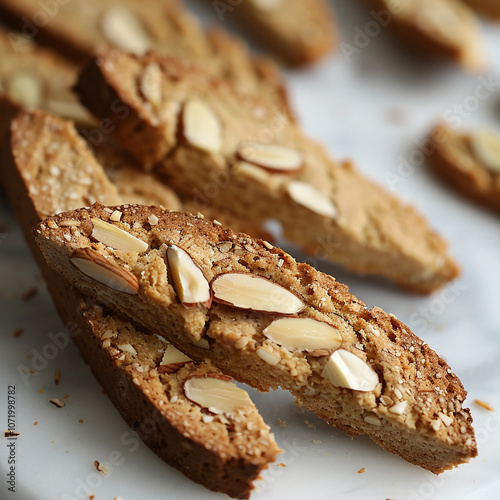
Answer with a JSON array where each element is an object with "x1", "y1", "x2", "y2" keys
[
  {"x1": 1, "y1": 110, "x2": 280, "y2": 499},
  {"x1": 0, "y1": 0, "x2": 289, "y2": 111},
  {"x1": 427, "y1": 123, "x2": 500, "y2": 211},
  {"x1": 76, "y1": 48, "x2": 460, "y2": 294},
  {"x1": 369, "y1": 0, "x2": 485, "y2": 72},
  {"x1": 33, "y1": 203, "x2": 477, "y2": 474},
  {"x1": 213, "y1": 0, "x2": 336, "y2": 67}
]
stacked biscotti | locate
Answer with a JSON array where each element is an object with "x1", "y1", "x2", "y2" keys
[{"x1": 0, "y1": 0, "x2": 480, "y2": 496}]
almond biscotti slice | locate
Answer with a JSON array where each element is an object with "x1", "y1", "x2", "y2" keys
[
  {"x1": 427, "y1": 123, "x2": 500, "y2": 212},
  {"x1": 211, "y1": 0, "x2": 336, "y2": 67},
  {"x1": 76, "y1": 48, "x2": 459, "y2": 293},
  {"x1": 0, "y1": 0, "x2": 289, "y2": 111},
  {"x1": 2, "y1": 112, "x2": 280, "y2": 499},
  {"x1": 34, "y1": 203, "x2": 477, "y2": 474},
  {"x1": 369, "y1": 0, "x2": 485, "y2": 72}
]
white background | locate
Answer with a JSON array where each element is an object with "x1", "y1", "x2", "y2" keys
[{"x1": 1, "y1": 1, "x2": 500, "y2": 498}]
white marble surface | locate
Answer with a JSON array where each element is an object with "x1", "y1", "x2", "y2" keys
[{"x1": 1, "y1": 1, "x2": 500, "y2": 499}]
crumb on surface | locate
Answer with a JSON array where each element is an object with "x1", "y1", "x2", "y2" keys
[
  {"x1": 312, "y1": 439, "x2": 322, "y2": 445},
  {"x1": 277, "y1": 418, "x2": 286, "y2": 428},
  {"x1": 34, "y1": 422, "x2": 38, "y2": 426},
  {"x1": 79, "y1": 419, "x2": 84, "y2": 424},
  {"x1": 474, "y1": 399, "x2": 494, "y2": 411},
  {"x1": 357, "y1": 467, "x2": 365, "y2": 474},
  {"x1": 277, "y1": 463, "x2": 286, "y2": 468},
  {"x1": 50, "y1": 398, "x2": 66, "y2": 408},
  {"x1": 11, "y1": 328, "x2": 23, "y2": 338},
  {"x1": 55, "y1": 369, "x2": 61, "y2": 385},
  {"x1": 21, "y1": 287, "x2": 38, "y2": 301}
]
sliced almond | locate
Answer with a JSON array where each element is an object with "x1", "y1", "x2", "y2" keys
[
  {"x1": 182, "y1": 97, "x2": 222, "y2": 153},
  {"x1": 92, "y1": 218, "x2": 148, "y2": 252},
  {"x1": 167, "y1": 245, "x2": 211, "y2": 306},
  {"x1": 184, "y1": 375, "x2": 252, "y2": 415},
  {"x1": 158, "y1": 345, "x2": 192, "y2": 374},
  {"x1": 117, "y1": 343, "x2": 137, "y2": 356},
  {"x1": 321, "y1": 349, "x2": 379, "y2": 392},
  {"x1": 233, "y1": 161, "x2": 272, "y2": 184},
  {"x1": 5, "y1": 71, "x2": 42, "y2": 109},
  {"x1": 287, "y1": 181, "x2": 337, "y2": 218},
  {"x1": 263, "y1": 317, "x2": 341, "y2": 352},
  {"x1": 101, "y1": 7, "x2": 152, "y2": 55},
  {"x1": 251, "y1": 0, "x2": 284, "y2": 10},
  {"x1": 140, "y1": 63, "x2": 162, "y2": 110},
  {"x1": 211, "y1": 273, "x2": 304, "y2": 314},
  {"x1": 70, "y1": 247, "x2": 139, "y2": 294},
  {"x1": 389, "y1": 401, "x2": 408, "y2": 415},
  {"x1": 237, "y1": 143, "x2": 302, "y2": 172},
  {"x1": 44, "y1": 99, "x2": 96, "y2": 126},
  {"x1": 470, "y1": 129, "x2": 500, "y2": 173}
]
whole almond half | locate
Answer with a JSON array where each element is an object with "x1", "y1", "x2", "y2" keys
[
  {"x1": 211, "y1": 273, "x2": 304, "y2": 314},
  {"x1": 263, "y1": 317, "x2": 342, "y2": 352},
  {"x1": 470, "y1": 129, "x2": 500, "y2": 173},
  {"x1": 237, "y1": 143, "x2": 303, "y2": 172},
  {"x1": 182, "y1": 97, "x2": 222, "y2": 153},
  {"x1": 101, "y1": 7, "x2": 152, "y2": 55},
  {"x1": 321, "y1": 349, "x2": 379, "y2": 392},
  {"x1": 5, "y1": 71, "x2": 42, "y2": 109},
  {"x1": 184, "y1": 375, "x2": 252, "y2": 415},
  {"x1": 167, "y1": 245, "x2": 211, "y2": 305},
  {"x1": 159, "y1": 344, "x2": 192, "y2": 374},
  {"x1": 287, "y1": 181, "x2": 337, "y2": 218},
  {"x1": 92, "y1": 218, "x2": 148, "y2": 252},
  {"x1": 140, "y1": 63, "x2": 162, "y2": 110},
  {"x1": 70, "y1": 247, "x2": 139, "y2": 294}
]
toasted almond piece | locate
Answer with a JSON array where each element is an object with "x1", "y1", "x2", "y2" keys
[
  {"x1": 70, "y1": 248, "x2": 139, "y2": 294},
  {"x1": 160, "y1": 344, "x2": 192, "y2": 365},
  {"x1": 389, "y1": 401, "x2": 408, "y2": 415},
  {"x1": 5, "y1": 71, "x2": 42, "y2": 109},
  {"x1": 101, "y1": 7, "x2": 152, "y2": 55},
  {"x1": 50, "y1": 398, "x2": 65, "y2": 408},
  {"x1": 321, "y1": 349, "x2": 379, "y2": 392},
  {"x1": 194, "y1": 337, "x2": 210, "y2": 349},
  {"x1": 182, "y1": 97, "x2": 222, "y2": 153},
  {"x1": 211, "y1": 273, "x2": 304, "y2": 314},
  {"x1": 117, "y1": 343, "x2": 137, "y2": 356},
  {"x1": 237, "y1": 143, "x2": 302, "y2": 172},
  {"x1": 251, "y1": 0, "x2": 284, "y2": 10},
  {"x1": 470, "y1": 129, "x2": 500, "y2": 173},
  {"x1": 364, "y1": 415, "x2": 382, "y2": 426},
  {"x1": 287, "y1": 181, "x2": 337, "y2": 218},
  {"x1": 263, "y1": 317, "x2": 342, "y2": 352},
  {"x1": 167, "y1": 245, "x2": 211, "y2": 305},
  {"x1": 233, "y1": 161, "x2": 272, "y2": 184},
  {"x1": 256, "y1": 347, "x2": 281, "y2": 366},
  {"x1": 140, "y1": 63, "x2": 162, "y2": 110},
  {"x1": 184, "y1": 375, "x2": 252, "y2": 415},
  {"x1": 438, "y1": 411, "x2": 454, "y2": 427},
  {"x1": 109, "y1": 210, "x2": 122, "y2": 222},
  {"x1": 474, "y1": 399, "x2": 494, "y2": 411},
  {"x1": 91, "y1": 218, "x2": 148, "y2": 252},
  {"x1": 43, "y1": 99, "x2": 95, "y2": 126}
]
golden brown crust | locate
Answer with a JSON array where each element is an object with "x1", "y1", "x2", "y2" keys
[
  {"x1": 427, "y1": 124, "x2": 500, "y2": 212},
  {"x1": 33, "y1": 203, "x2": 478, "y2": 474},
  {"x1": 75, "y1": 48, "x2": 459, "y2": 294},
  {"x1": 1, "y1": 111, "x2": 280, "y2": 499},
  {"x1": 369, "y1": 0, "x2": 485, "y2": 72},
  {"x1": 219, "y1": 0, "x2": 336, "y2": 67}
]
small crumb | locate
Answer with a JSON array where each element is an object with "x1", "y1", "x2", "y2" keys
[
  {"x1": 94, "y1": 460, "x2": 109, "y2": 474},
  {"x1": 4, "y1": 430, "x2": 20, "y2": 437},
  {"x1": 39, "y1": 388, "x2": 44, "y2": 394},
  {"x1": 50, "y1": 398, "x2": 66, "y2": 408},
  {"x1": 114, "y1": 497, "x2": 124, "y2": 500},
  {"x1": 55, "y1": 369, "x2": 61, "y2": 385},
  {"x1": 277, "y1": 418, "x2": 286, "y2": 429},
  {"x1": 277, "y1": 463, "x2": 286, "y2": 468},
  {"x1": 304, "y1": 419, "x2": 316, "y2": 429},
  {"x1": 357, "y1": 467, "x2": 365, "y2": 474},
  {"x1": 79, "y1": 419, "x2": 84, "y2": 424},
  {"x1": 474, "y1": 399, "x2": 494, "y2": 411},
  {"x1": 312, "y1": 439, "x2": 322, "y2": 445},
  {"x1": 110, "y1": 210, "x2": 122, "y2": 222},
  {"x1": 89, "y1": 495, "x2": 95, "y2": 500},
  {"x1": 148, "y1": 214, "x2": 159, "y2": 226},
  {"x1": 34, "y1": 422, "x2": 38, "y2": 426},
  {"x1": 21, "y1": 287, "x2": 37, "y2": 301},
  {"x1": 11, "y1": 328, "x2": 23, "y2": 338}
]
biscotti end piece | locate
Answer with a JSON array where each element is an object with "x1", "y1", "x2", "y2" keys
[
  {"x1": 427, "y1": 124, "x2": 500, "y2": 212},
  {"x1": 224, "y1": 0, "x2": 336, "y2": 67},
  {"x1": 33, "y1": 203, "x2": 477, "y2": 474},
  {"x1": 369, "y1": 0, "x2": 485, "y2": 72},
  {"x1": 75, "y1": 48, "x2": 459, "y2": 294}
]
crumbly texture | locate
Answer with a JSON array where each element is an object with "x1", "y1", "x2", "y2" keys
[
  {"x1": 0, "y1": 0, "x2": 289, "y2": 111},
  {"x1": 462, "y1": 0, "x2": 500, "y2": 18},
  {"x1": 427, "y1": 124, "x2": 500, "y2": 212},
  {"x1": 2, "y1": 112, "x2": 280, "y2": 500},
  {"x1": 0, "y1": 28, "x2": 93, "y2": 145},
  {"x1": 220, "y1": 0, "x2": 336, "y2": 67},
  {"x1": 34, "y1": 203, "x2": 477, "y2": 474},
  {"x1": 76, "y1": 49, "x2": 459, "y2": 294},
  {"x1": 369, "y1": 0, "x2": 485, "y2": 72}
]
